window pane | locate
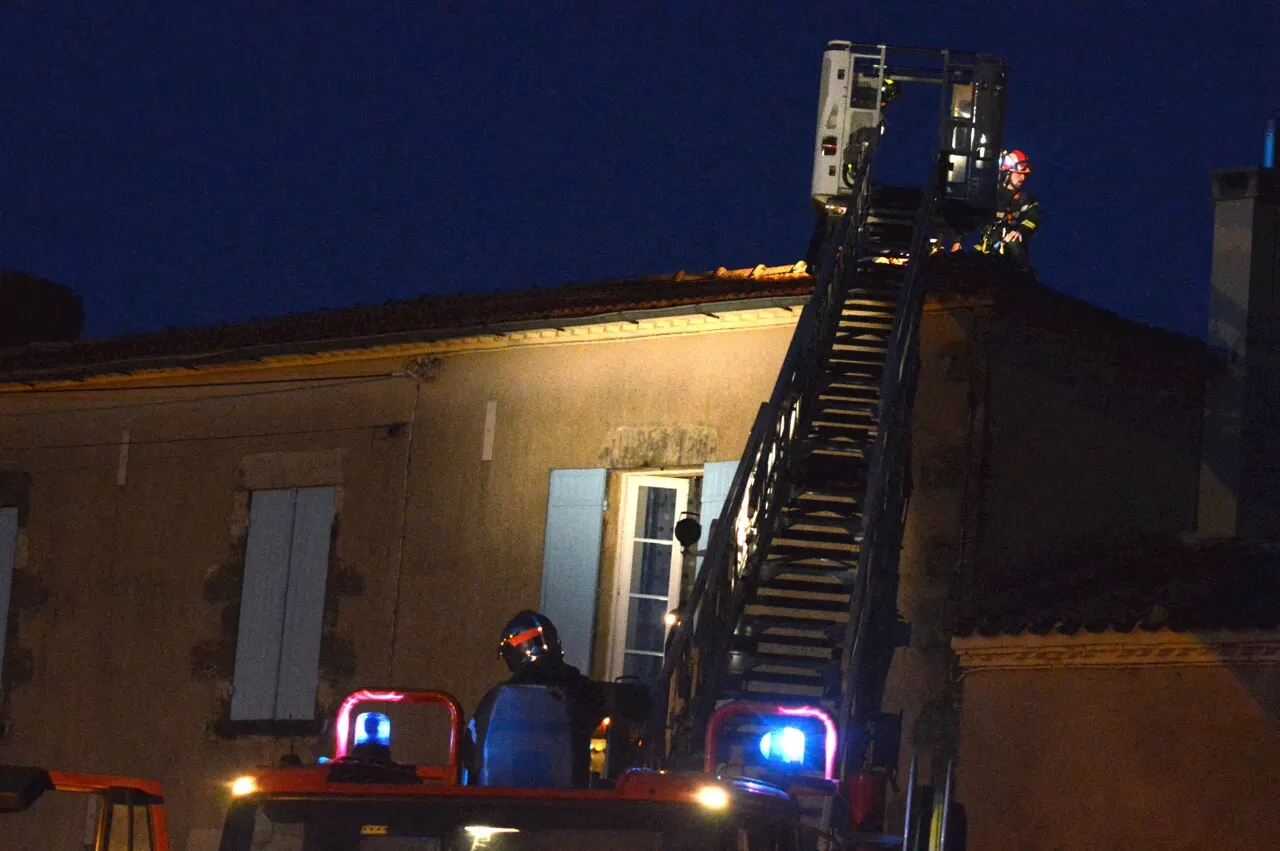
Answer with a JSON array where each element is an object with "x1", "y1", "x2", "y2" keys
[
  {"x1": 624, "y1": 597, "x2": 668, "y2": 653},
  {"x1": 254, "y1": 807, "x2": 307, "y2": 850},
  {"x1": 633, "y1": 487, "x2": 677, "y2": 540},
  {"x1": 622, "y1": 653, "x2": 662, "y2": 684},
  {"x1": 227, "y1": 798, "x2": 718, "y2": 851},
  {"x1": 629, "y1": 541, "x2": 672, "y2": 596},
  {"x1": 133, "y1": 805, "x2": 152, "y2": 851},
  {"x1": 107, "y1": 804, "x2": 132, "y2": 851}
]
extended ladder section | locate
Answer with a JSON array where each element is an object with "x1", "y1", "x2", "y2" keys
[{"x1": 646, "y1": 42, "x2": 1005, "y2": 827}]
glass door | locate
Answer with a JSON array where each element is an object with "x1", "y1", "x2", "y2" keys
[{"x1": 609, "y1": 475, "x2": 690, "y2": 683}]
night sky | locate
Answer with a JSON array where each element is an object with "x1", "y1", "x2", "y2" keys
[{"x1": 3, "y1": 4, "x2": 1277, "y2": 341}]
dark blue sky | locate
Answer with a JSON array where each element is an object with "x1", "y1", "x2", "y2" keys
[{"x1": 3, "y1": 4, "x2": 1277, "y2": 340}]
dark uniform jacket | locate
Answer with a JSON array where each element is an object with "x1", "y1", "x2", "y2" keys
[
  {"x1": 464, "y1": 660, "x2": 608, "y2": 787},
  {"x1": 977, "y1": 183, "x2": 1041, "y2": 269}
]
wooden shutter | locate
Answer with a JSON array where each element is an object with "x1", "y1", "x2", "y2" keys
[
  {"x1": 230, "y1": 487, "x2": 334, "y2": 721},
  {"x1": 274, "y1": 487, "x2": 335, "y2": 720},
  {"x1": 539, "y1": 469, "x2": 606, "y2": 672},
  {"x1": 0, "y1": 507, "x2": 17, "y2": 692},
  {"x1": 698, "y1": 461, "x2": 740, "y2": 574}
]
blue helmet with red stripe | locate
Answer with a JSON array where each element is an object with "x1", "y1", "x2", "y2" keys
[{"x1": 499, "y1": 610, "x2": 564, "y2": 674}]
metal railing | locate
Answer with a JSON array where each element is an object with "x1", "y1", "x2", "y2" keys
[
  {"x1": 835, "y1": 160, "x2": 943, "y2": 774},
  {"x1": 834, "y1": 48, "x2": 960, "y2": 776},
  {"x1": 644, "y1": 138, "x2": 881, "y2": 765},
  {"x1": 645, "y1": 44, "x2": 1001, "y2": 782}
]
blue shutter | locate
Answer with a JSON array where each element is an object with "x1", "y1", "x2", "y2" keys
[
  {"x1": 274, "y1": 487, "x2": 335, "y2": 720},
  {"x1": 0, "y1": 507, "x2": 17, "y2": 692},
  {"x1": 231, "y1": 487, "x2": 336, "y2": 722},
  {"x1": 698, "y1": 461, "x2": 740, "y2": 574},
  {"x1": 540, "y1": 469, "x2": 606, "y2": 672},
  {"x1": 231, "y1": 489, "x2": 295, "y2": 721}
]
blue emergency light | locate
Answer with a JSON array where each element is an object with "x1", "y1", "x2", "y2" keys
[
  {"x1": 758, "y1": 726, "x2": 806, "y2": 764},
  {"x1": 354, "y1": 711, "x2": 392, "y2": 748},
  {"x1": 1265, "y1": 116, "x2": 1276, "y2": 169}
]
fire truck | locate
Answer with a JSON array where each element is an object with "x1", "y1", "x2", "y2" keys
[
  {"x1": 0, "y1": 765, "x2": 170, "y2": 850},
  {"x1": 1, "y1": 38, "x2": 1006, "y2": 851}
]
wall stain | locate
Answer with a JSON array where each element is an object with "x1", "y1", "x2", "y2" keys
[
  {"x1": 920, "y1": 447, "x2": 966, "y2": 490},
  {"x1": 0, "y1": 568, "x2": 43, "y2": 688},
  {"x1": 1, "y1": 483, "x2": 43, "y2": 708},
  {"x1": 599, "y1": 425, "x2": 718, "y2": 468}
]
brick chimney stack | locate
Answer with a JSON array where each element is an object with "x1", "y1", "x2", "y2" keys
[{"x1": 1198, "y1": 168, "x2": 1280, "y2": 537}]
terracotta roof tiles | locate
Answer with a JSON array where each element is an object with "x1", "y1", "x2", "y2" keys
[
  {"x1": 0, "y1": 256, "x2": 1214, "y2": 382},
  {"x1": 0, "y1": 262, "x2": 813, "y2": 379}
]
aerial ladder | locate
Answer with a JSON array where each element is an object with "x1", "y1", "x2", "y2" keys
[{"x1": 646, "y1": 41, "x2": 1006, "y2": 845}]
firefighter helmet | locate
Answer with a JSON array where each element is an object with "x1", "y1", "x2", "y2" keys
[
  {"x1": 999, "y1": 149, "x2": 1032, "y2": 175},
  {"x1": 498, "y1": 610, "x2": 564, "y2": 674},
  {"x1": 880, "y1": 78, "x2": 900, "y2": 109}
]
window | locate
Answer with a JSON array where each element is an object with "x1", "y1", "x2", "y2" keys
[
  {"x1": 0, "y1": 506, "x2": 17, "y2": 692},
  {"x1": 105, "y1": 798, "x2": 155, "y2": 851},
  {"x1": 539, "y1": 462, "x2": 737, "y2": 682},
  {"x1": 230, "y1": 487, "x2": 335, "y2": 722},
  {"x1": 223, "y1": 796, "x2": 738, "y2": 851},
  {"x1": 609, "y1": 475, "x2": 690, "y2": 683}
]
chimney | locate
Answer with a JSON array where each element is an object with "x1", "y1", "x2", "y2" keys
[
  {"x1": 0, "y1": 269, "x2": 84, "y2": 347},
  {"x1": 1198, "y1": 168, "x2": 1280, "y2": 537}
]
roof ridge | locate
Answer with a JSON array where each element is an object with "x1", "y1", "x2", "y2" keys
[{"x1": 0, "y1": 261, "x2": 815, "y2": 378}]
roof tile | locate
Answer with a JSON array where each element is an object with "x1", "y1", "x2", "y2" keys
[
  {"x1": 0, "y1": 254, "x2": 1212, "y2": 382},
  {"x1": 0, "y1": 262, "x2": 813, "y2": 378}
]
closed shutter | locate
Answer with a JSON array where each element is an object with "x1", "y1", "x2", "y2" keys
[
  {"x1": 230, "y1": 487, "x2": 334, "y2": 721},
  {"x1": 698, "y1": 460, "x2": 740, "y2": 574},
  {"x1": 0, "y1": 507, "x2": 16, "y2": 691},
  {"x1": 274, "y1": 487, "x2": 335, "y2": 720},
  {"x1": 539, "y1": 469, "x2": 606, "y2": 672}
]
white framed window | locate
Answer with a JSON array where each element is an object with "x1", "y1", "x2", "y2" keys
[
  {"x1": 608, "y1": 474, "x2": 691, "y2": 683},
  {"x1": 230, "y1": 486, "x2": 335, "y2": 722},
  {"x1": 539, "y1": 461, "x2": 738, "y2": 682}
]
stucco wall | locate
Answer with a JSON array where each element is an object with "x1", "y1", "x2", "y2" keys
[
  {"x1": 976, "y1": 316, "x2": 1204, "y2": 586},
  {"x1": 881, "y1": 304, "x2": 988, "y2": 802},
  {"x1": 387, "y1": 327, "x2": 796, "y2": 706},
  {"x1": 0, "y1": 294, "x2": 1214, "y2": 847},
  {"x1": 0, "y1": 318, "x2": 814, "y2": 845},
  {"x1": 957, "y1": 662, "x2": 1280, "y2": 850},
  {"x1": 0, "y1": 370, "x2": 419, "y2": 841}
]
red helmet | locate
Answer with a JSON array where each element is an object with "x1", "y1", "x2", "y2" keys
[{"x1": 999, "y1": 149, "x2": 1032, "y2": 174}]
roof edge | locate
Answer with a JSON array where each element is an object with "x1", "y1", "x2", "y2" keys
[
  {"x1": 0, "y1": 294, "x2": 812, "y2": 389},
  {"x1": 953, "y1": 627, "x2": 1280, "y2": 671}
]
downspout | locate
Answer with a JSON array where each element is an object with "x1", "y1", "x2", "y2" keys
[
  {"x1": 386, "y1": 364, "x2": 428, "y2": 680},
  {"x1": 956, "y1": 307, "x2": 992, "y2": 606}
]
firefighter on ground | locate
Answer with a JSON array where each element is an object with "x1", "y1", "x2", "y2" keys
[
  {"x1": 951, "y1": 149, "x2": 1041, "y2": 270},
  {"x1": 464, "y1": 611, "x2": 610, "y2": 786},
  {"x1": 494, "y1": 610, "x2": 603, "y2": 695}
]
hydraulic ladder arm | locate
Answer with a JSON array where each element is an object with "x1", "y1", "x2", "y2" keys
[{"x1": 645, "y1": 41, "x2": 1005, "y2": 842}]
